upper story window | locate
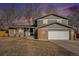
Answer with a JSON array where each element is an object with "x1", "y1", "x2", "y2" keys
[
  {"x1": 57, "y1": 20, "x2": 62, "y2": 23},
  {"x1": 43, "y1": 19, "x2": 48, "y2": 24},
  {"x1": 62, "y1": 20, "x2": 68, "y2": 25}
]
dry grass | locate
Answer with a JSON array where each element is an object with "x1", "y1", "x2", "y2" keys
[{"x1": 0, "y1": 37, "x2": 76, "y2": 56}]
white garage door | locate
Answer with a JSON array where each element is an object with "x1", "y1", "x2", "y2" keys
[{"x1": 48, "y1": 31, "x2": 69, "y2": 40}]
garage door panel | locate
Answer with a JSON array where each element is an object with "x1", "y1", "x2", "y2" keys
[{"x1": 48, "y1": 31, "x2": 69, "y2": 40}]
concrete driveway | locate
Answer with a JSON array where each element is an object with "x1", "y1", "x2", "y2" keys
[{"x1": 50, "y1": 40, "x2": 79, "y2": 55}]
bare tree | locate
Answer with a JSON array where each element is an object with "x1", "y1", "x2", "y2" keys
[
  {"x1": 67, "y1": 11, "x2": 79, "y2": 34},
  {"x1": 68, "y1": 11, "x2": 79, "y2": 27}
]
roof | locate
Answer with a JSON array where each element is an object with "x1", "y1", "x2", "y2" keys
[
  {"x1": 35, "y1": 14, "x2": 69, "y2": 21},
  {"x1": 0, "y1": 24, "x2": 35, "y2": 29},
  {"x1": 38, "y1": 22, "x2": 76, "y2": 31}
]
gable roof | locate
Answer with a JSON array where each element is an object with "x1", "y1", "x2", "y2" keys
[
  {"x1": 35, "y1": 14, "x2": 69, "y2": 21},
  {"x1": 38, "y1": 22, "x2": 76, "y2": 31}
]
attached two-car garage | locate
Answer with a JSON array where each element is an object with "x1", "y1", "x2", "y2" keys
[
  {"x1": 37, "y1": 29, "x2": 70, "y2": 40},
  {"x1": 48, "y1": 31, "x2": 69, "y2": 40},
  {"x1": 36, "y1": 21, "x2": 75, "y2": 40}
]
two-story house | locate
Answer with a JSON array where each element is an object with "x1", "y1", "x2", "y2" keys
[{"x1": 34, "y1": 14, "x2": 76, "y2": 40}]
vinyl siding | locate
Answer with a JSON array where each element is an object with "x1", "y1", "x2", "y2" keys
[{"x1": 37, "y1": 15, "x2": 68, "y2": 27}]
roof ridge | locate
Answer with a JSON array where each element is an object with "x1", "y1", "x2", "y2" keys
[
  {"x1": 38, "y1": 22, "x2": 76, "y2": 31},
  {"x1": 35, "y1": 13, "x2": 69, "y2": 21}
]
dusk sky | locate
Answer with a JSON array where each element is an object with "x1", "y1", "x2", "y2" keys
[
  {"x1": 0, "y1": 3, "x2": 79, "y2": 16},
  {"x1": 0, "y1": 3, "x2": 79, "y2": 25}
]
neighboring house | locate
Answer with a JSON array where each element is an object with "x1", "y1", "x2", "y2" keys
[
  {"x1": 34, "y1": 14, "x2": 77, "y2": 40},
  {"x1": 0, "y1": 24, "x2": 35, "y2": 38},
  {"x1": 8, "y1": 25, "x2": 34, "y2": 38}
]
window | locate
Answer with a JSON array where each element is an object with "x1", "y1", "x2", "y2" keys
[
  {"x1": 43, "y1": 19, "x2": 48, "y2": 24},
  {"x1": 62, "y1": 20, "x2": 68, "y2": 25},
  {"x1": 57, "y1": 20, "x2": 62, "y2": 23}
]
